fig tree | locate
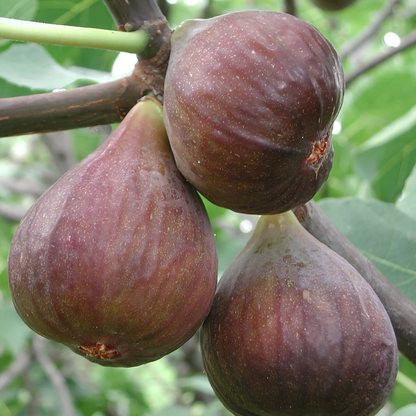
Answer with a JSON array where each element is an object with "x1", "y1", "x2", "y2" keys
[
  {"x1": 201, "y1": 211, "x2": 398, "y2": 416},
  {"x1": 8, "y1": 98, "x2": 218, "y2": 367},
  {"x1": 164, "y1": 11, "x2": 344, "y2": 215}
]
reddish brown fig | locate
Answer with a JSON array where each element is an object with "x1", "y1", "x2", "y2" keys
[
  {"x1": 201, "y1": 211, "x2": 398, "y2": 416},
  {"x1": 164, "y1": 11, "x2": 344, "y2": 215},
  {"x1": 8, "y1": 98, "x2": 218, "y2": 367}
]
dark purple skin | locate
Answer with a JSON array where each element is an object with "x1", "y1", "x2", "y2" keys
[
  {"x1": 7, "y1": 98, "x2": 218, "y2": 367},
  {"x1": 164, "y1": 11, "x2": 344, "y2": 215},
  {"x1": 201, "y1": 212, "x2": 398, "y2": 416}
]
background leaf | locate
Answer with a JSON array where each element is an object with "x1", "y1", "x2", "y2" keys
[
  {"x1": 397, "y1": 164, "x2": 416, "y2": 222},
  {"x1": 391, "y1": 404, "x2": 416, "y2": 416},
  {"x1": 0, "y1": 43, "x2": 117, "y2": 90},
  {"x1": 0, "y1": 0, "x2": 38, "y2": 46},
  {"x1": 318, "y1": 197, "x2": 416, "y2": 304},
  {"x1": 0, "y1": 301, "x2": 32, "y2": 353},
  {"x1": 353, "y1": 105, "x2": 416, "y2": 203}
]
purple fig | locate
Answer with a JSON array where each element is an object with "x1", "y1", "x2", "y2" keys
[
  {"x1": 201, "y1": 211, "x2": 398, "y2": 416},
  {"x1": 8, "y1": 98, "x2": 218, "y2": 367},
  {"x1": 163, "y1": 11, "x2": 344, "y2": 215}
]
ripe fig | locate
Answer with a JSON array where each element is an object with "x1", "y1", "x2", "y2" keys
[
  {"x1": 8, "y1": 98, "x2": 218, "y2": 367},
  {"x1": 164, "y1": 11, "x2": 344, "y2": 215},
  {"x1": 201, "y1": 211, "x2": 398, "y2": 416}
]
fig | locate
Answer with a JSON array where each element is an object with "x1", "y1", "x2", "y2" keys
[
  {"x1": 163, "y1": 11, "x2": 344, "y2": 215},
  {"x1": 7, "y1": 97, "x2": 218, "y2": 367},
  {"x1": 201, "y1": 211, "x2": 398, "y2": 416}
]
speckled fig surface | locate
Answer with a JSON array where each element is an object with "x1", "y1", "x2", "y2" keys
[
  {"x1": 8, "y1": 98, "x2": 218, "y2": 367},
  {"x1": 201, "y1": 211, "x2": 398, "y2": 416},
  {"x1": 164, "y1": 11, "x2": 344, "y2": 215}
]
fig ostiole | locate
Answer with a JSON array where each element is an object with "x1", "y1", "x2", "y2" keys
[
  {"x1": 8, "y1": 97, "x2": 218, "y2": 367},
  {"x1": 201, "y1": 210, "x2": 398, "y2": 416},
  {"x1": 164, "y1": 11, "x2": 344, "y2": 215}
]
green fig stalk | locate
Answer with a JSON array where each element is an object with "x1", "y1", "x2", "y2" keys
[{"x1": 0, "y1": 17, "x2": 147, "y2": 53}]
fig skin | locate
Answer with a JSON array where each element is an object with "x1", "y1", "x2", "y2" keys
[
  {"x1": 200, "y1": 211, "x2": 398, "y2": 416},
  {"x1": 7, "y1": 98, "x2": 218, "y2": 367},
  {"x1": 163, "y1": 11, "x2": 344, "y2": 215}
]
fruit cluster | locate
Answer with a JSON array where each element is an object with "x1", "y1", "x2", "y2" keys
[{"x1": 7, "y1": 10, "x2": 398, "y2": 416}]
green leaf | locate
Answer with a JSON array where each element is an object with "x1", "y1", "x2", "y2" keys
[
  {"x1": 397, "y1": 164, "x2": 416, "y2": 222},
  {"x1": 318, "y1": 197, "x2": 416, "y2": 304},
  {"x1": 179, "y1": 375, "x2": 216, "y2": 396},
  {"x1": 146, "y1": 406, "x2": 191, "y2": 416},
  {"x1": 0, "y1": 0, "x2": 38, "y2": 46},
  {"x1": 0, "y1": 300, "x2": 32, "y2": 354},
  {"x1": 353, "y1": 105, "x2": 416, "y2": 202},
  {"x1": 0, "y1": 43, "x2": 117, "y2": 90},
  {"x1": 391, "y1": 404, "x2": 416, "y2": 416}
]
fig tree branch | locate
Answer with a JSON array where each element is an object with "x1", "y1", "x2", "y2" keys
[
  {"x1": 294, "y1": 201, "x2": 416, "y2": 366},
  {"x1": 102, "y1": 0, "x2": 165, "y2": 30},
  {"x1": 284, "y1": 0, "x2": 297, "y2": 16},
  {"x1": 41, "y1": 131, "x2": 77, "y2": 176},
  {"x1": 101, "y1": 0, "x2": 171, "y2": 59},
  {"x1": 0, "y1": 347, "x2": 33, "y2": 393},
  {"x1": 0, "y1": 51, "x2": 170, "y2": 137},
  {"x1": 32, "y1": 336, "x2": 77, "y2": 416},
  {"x1": 0, "y1": 201, "x2": 28, "y2": 222},
  {"x1": 0, "y1": 177, "x2": 48, "y2": 196},
  {"x1": 0, "y1": 74, "x2": 144, "y2": 138},
  {"x1": 345, "y1": 29, "x2": 416, "y2": 87},
  {"x1": 0, "y1": 18, "x2": 147, "y2": 54},
  {"x1": 339, "y1": 0, "x2": 402, "y2": 60}
]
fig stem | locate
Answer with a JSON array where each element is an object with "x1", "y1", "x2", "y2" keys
[
  {"x1": 101, "y1": 0, "x2": 171, "y2": 59},
  {"x1": 293, "y1": 200, "x2": 416, "y2": 366},
  {"x1": 0, "y1": 17, "x2": 147, "y2": 53},
  {"x1": 0, "y1": 73, "x2": 145, "y2": 138}
]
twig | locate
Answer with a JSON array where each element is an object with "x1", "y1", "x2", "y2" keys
[
  {"x1": 0, "y1": 178, "x2": 48, "y2": 196},
  {"x1": 345, "y1": 30, "x2": 416, "y2": 87},
  {"x1": 0, "y1": 74, "x2": 143, "y2": 138},
  {"x1": 339, "y1": 0, "x2": 402, "y2": 60},
  {"x1": 0, "y1": 1, "x2": 172, "y2": 139},
  {"x1": 293, "y1": 201, "x2": 416, "y2": 366},
  {"x1": 102, "y1": 0, "x2": 171, "y2": 59},
  {"x1": 284, "y1": 0, "x2": 297, "y2": 16},
  {"x1": 22, "y1": 372, "x2": 39, "y2": 416},
  {"x1": 32, "y1": 336, "x2": 77, "y2": 416},
  {"x1": 0, "y1": 347, "x2": 33, "y2": 393},
  {"x1": 202, "y1": 0, "x2": 215, "y2": 18},
  {"x1": 157, "y1": 0, "x2": 171, "y2": 20},
  {"x1": 0, "y1": 201, "x2": 28, "y2": 222},
  {"x1": 41, "y1": 131, "x2": 76, "y2": 176}
]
